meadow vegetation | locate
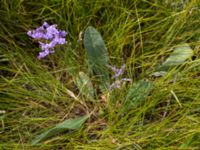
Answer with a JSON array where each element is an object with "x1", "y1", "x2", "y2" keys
[{"x1": 0, "y1": 0, "x2": 200, "y2": 149}]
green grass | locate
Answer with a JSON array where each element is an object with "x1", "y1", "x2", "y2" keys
[{"x1": 1, "y1": 0, "x2": 200, "y2": 149}]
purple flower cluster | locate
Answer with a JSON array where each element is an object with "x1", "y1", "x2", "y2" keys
[
  {"x1": 108, "y1": 64, "x2": 132, "y2": 91},
  {"x1": 27, "y1": 22, "x2": 67, "y2": 59},
  {"x1": 108, "y1": 64, "x2": 125, "y2": 79}
]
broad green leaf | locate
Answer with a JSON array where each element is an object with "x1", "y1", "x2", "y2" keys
[
  {"x1": 124, "y1": 80, "x2": 153, "y2": 109},
  {"x1": 32, "y1": 115, "x2": 89, "y2": 145},
  {"x1": 83, "y1": 26, "x2": 110, "y2": 88},
  {"x1": 75, "y1": 72, "x2": 95, "y2": 100},
  {"x1": 160, "y1": 43, "x2": 193, "y2": 71}
]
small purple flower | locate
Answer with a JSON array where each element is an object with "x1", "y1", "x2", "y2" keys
[
  {"x1": 46, "y1": 25, "x2": 59, "y2": 37},
  {"x1": 43, "y1": 22, "x2": 49, "y2": 28},
  {"x1": 37, "y1": 50, "x2": 50, "y2": 59},
  {"x1": 108, "y1": 64, "x2": 132, "y2": 91},
  {"x1": 27, "y1": 22, "x2": 67, "y2": 59},
  {"x1": 108, "y1": 64, "x2": 125, "y2": 79},
  {"x1": 60, "y1": 30, "x2": 67, "y2": 37}
]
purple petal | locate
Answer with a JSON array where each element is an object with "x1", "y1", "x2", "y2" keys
[
  {"x1": 43, "y1": 22, "x2": 49, "y2": 28},
  {"x1": 60, "y1": 30, "x2": 67, "y2": 37},
  {"x1": 57, "y1": 38, "x2": 66, "y2": 45},
  {"x1": 111, "y1": 64, "x2": 125, "y2": 79},
  {"x1": 107, "y1": 65, "x2": 118, "y2": 72},
  {"x1": 37, "y1": 50, "x2": 50, "y2": 59},
  {"x1": 46, "y1": 25, "x2": 59, "y2": 36},
  {"x1": 27, "y1": 31, "x2": 32, "y2": 36},
  {"x1": 32, "y1": 32, "x2": 45, "y2": 39},
  {"x1": 35, "y1": 26, "x2": 44, "y2": 33},
  {"x1": 43, "y1": 32, "x2": 53, "y2": 40}
]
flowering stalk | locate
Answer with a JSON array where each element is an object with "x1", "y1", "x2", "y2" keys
[
  {"x1": 27, "y1": 22, "x2": 67, "y2": 59},
  {"x1": 108, "y1": 64, "x2": 132, "y2": 91}
]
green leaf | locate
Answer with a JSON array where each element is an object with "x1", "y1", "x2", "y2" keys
[
  {"x1": 32, "y1": 115, "x2": 89, "y2": 145},
  {"x1": 160, "y1": 43, "x2": 193, "y2": 71},
  {"x1": 75, "y1": 72, "x2": 95, "y2": 100},
  {"x1": 83, "y1": 26, "x2": 110, "y2": 88},
  {"x1": 124, "y1": 80, "x2": 153, "y2": 109}
]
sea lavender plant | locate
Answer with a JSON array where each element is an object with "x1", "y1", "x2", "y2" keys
[
  {"x1": 27, "y1": 22, "x2": 67, "y2": 59},
  {"x1": 108, "y1": 64, "x2": 132, "y2": 91}
]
